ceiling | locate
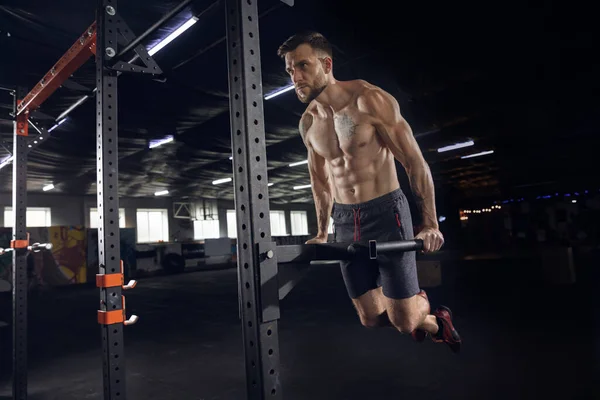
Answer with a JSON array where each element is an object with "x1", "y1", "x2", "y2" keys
[{"x1": 0, "y1": 0, "x2": 597, "y2": 207}]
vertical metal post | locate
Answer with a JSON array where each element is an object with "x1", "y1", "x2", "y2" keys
[
  {"x1": 96, "y1": 1, "x2": 128, "y2": 399},
  {"x1": 226, "y1": 0, "x2": 282, "y2": 399},
  {"x1": 12, "y1": 87, "x2": 28, "y2": 400}
]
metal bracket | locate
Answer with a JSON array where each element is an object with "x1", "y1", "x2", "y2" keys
[
  {"x1": 258, "y1": 241, "x2": 280, "y2": 323},
  {"x1": 110, "y1": 14, "x2": 163, "y2": 76},
  {"x1": 173, "y1": 202, "x2": 193, "y2": 219}
]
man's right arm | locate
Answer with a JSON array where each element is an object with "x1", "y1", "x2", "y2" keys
[{"x1": 300, "y1": 113, "x2": 332, "y2": 244}]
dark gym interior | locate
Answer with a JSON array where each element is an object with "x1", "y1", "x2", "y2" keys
[{"x1": 0, "y1": 0, "x2": 598, "y2": 399}]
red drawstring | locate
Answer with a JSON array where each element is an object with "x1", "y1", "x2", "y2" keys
[
  {"x1": 396, "y1": 213, "x2": 401, "y2": 228},
  {"x1": 353, "y1": 208, "x2": 361, "y2": 241},
  {"x1": 357, "y1": 208, "x2": 361, "y2": 240},
  {"x1": 353, "y1": 209, "x2": 357, "y2": 241}
]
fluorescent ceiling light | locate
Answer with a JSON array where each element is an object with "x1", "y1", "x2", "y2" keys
[
  {"x1": 155, "y1": 190, "x2": 169, "y2": 196},
  {"x1": 0, "y1": 155, "x2": 14, "y2": 170},
  {"x1": 289, "y1": 160, "x2": 308, "y2": 167},
  {"x1": 48, "y1": 118, "x2": 67, "y2": 133},
  {"x1": 43, "y1": 184, "x2": 54, "y2": 191},
  {"x1": 149, "y1": 135, "x2": 174, "y2": 149},
  {"x1": 268, "y1": 183, "x2": 274, "y2": 187},
  {"x1": 213, "y1": 177, "x2": 232, "y2": 185},
  {"x1": 265, "y1": 84, "x2": 295, "y2": 100},
  {"x1": 229, "y1": 156, "x2": 233, "y2": 160},
  {"x1": 293, "y1": 184, "x2": 312, "y2": 190},
  {"x1": 437, "y1": 140, "x2": 474, "y2": 153},
  {"x1": 148, "y1": 17, "x2": 199, "y2": 56},
  {"x1": 461, "y1": 150, "x2": 494, "y2": 159}
]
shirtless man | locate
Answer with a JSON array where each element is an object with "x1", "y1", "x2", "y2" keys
[{"x1": 277, "y1": 32, "x2": 461, "y2": 352}]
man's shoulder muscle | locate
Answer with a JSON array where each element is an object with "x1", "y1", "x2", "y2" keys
[
  {"x1": 299, "y1": 110, "x2": 314, "y2": 142},
  {"x1": 357, "y1": 85, "x2": 401, "y2": 124}
]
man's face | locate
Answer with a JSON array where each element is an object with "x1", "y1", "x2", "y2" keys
[{"x1": 284, "y1": 44, "x2": 329, "y2": 104}]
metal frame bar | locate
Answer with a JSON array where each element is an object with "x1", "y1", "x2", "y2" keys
[
  {"x1": 226, "y1": 0, "x2": 282, "y2": 398},
  {"x1": 96, "y1": 1, "x2": 128, "y2": 398},
  {"x1": 114, "y1": 0, "x2": 194, "y2": 60},
  {"x1": 12, "y1": 87, "x2": 29, "y2": 400},
  {"x1": 16, "y1": 24, "x2": 97, "y2": 116}
]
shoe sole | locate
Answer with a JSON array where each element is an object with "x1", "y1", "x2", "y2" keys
[{"x1": 435, "y1": 305, "x2": 462, "y2": 353}]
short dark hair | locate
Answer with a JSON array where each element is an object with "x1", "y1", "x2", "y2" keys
[{"x1": 277, "y1": 31, "x2": 333, "y2": 59}]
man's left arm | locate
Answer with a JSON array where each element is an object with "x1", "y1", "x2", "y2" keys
[{"x1": 364, "y1": 88, "x2": 444, "y2": 253}]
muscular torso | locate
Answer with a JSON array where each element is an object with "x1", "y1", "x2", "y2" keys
[{"x1": 304, "y1": 81, "x2": 400, "y2": 204}]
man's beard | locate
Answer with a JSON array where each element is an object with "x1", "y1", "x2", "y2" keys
[{"x1": 298, "y1": 80, "x2": 328, "y2": 104}]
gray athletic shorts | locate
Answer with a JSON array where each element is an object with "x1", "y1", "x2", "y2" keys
[{"x1": 332, "y1": 188, "x2": 420, "y2": 300}]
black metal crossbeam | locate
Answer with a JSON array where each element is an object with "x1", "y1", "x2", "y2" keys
[
  {"x1": 114, "y1": 0, "x2": 194, "y2": 60},
  {"x1": 96, "y1": 1, "x2": 129, "y2": 398},
  {"x1": 12, "y1": 87, "x2": 29, "y2": 400},
  {"x1": 226, "y1": 0, "x2": 282, "y2": 398},
  {"x1": 276, "y1": 239, "x2": 424, "y2": 264}
]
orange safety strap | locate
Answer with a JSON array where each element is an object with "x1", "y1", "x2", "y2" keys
[
  {"x1": 98, "y1": 308, "x2": 125, "y2": 325},
  {"x1": 11, "y1": 232, "x2": 30, "y2": 249},
  {"x1": 96, "y1": 273, "x2": 123, "y2": 288},
  {"x1": 97, "y1": 296, "x2": 128, "y2": 325},
  {"x1": 97, "y1": 260, "x2": 130, "y2": 325},
  {"x1": 95, "y1": 260, "x2": 125, "y2": 288}
]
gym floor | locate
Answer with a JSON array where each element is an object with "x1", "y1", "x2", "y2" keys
[{"x1": 0, "y1": 255, "x2": 598, "y2": 400}]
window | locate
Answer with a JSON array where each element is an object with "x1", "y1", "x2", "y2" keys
[
  {"x1": 270, "y1": 210, "x2": 287, "y2": 236},
  {"x1": 227, "y1": 210, "x2": 237, "y2": 238},
  {"x1": 194, "y1": 219, "x2": 220, "y2": 240},
  {"x1": 90, "y1": 208, "x2": 126, "y2": 228},
  {"x1": 136, "y1": 208, "x2": 169, "y2": 243},
  {"x1": 291, "y1": 211, "x2": 308, "y2": 235},
  {"x1": 328, "y1": 217, "x2": 334, "y2": 234},
  {"x1": 4, "y1": 207, "x2": 51, "y2": 227}
]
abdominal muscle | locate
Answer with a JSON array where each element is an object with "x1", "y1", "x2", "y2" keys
[{"x1": 327, "y1": 147, "x2": 400, "y2": 205}]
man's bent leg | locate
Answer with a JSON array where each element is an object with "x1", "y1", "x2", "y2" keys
[
  {"x1": 351, "y1": 287, "x2": 393, "y2": 328},
  {"x1": 383, "y1": 292, "x2": 437, "y2": 334}
]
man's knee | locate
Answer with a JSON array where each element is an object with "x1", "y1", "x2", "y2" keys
[
  {"x1": 358, "y1": 313, "x2": 387, "y2": 328},
  {"x1": 389, "y1": 312, "x2": 420, "y2": 334}
]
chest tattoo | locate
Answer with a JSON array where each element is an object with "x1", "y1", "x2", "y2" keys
[{"x1": 334, "y1": 113, "x2": 356, "y2": 140}]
